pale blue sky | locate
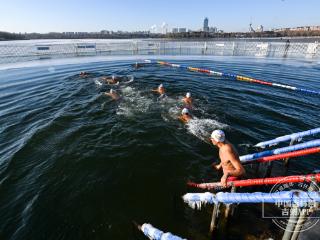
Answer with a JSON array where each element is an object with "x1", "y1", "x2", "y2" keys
[{"x1": 0, "y1": 0, "x2": 319, "y2": 33}]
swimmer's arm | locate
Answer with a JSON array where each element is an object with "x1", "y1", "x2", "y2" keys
[
  {"x1": 212, "y1": 162, "x2": 222, "y2": 171},
  {"x1": 151, "y1": 89, "x2": 158, "y2": 92}
]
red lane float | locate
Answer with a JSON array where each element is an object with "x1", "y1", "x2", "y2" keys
[
  {"x1": 245, "y1": 147, "x2": 320, "y2": 164},
  {"x1": 187, "y1": 173, "x2": 320, "y2": 190}
]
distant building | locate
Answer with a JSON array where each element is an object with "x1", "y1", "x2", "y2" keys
[
  {"x1": 203, "y1": 17, "x2": 209, "y2": 32},
  {"x1": 209, "y1": 27, "x2": 217, "y2": 33},
  {"x1": 63, "y1": 32, "x2": 75, "y2": 36},
  {"x1": 178, "y1": 28, "x2": 187, "y2": 33},
  {"x1": 310, "y1": 26, "x2": 320, "y2": 31},
  {"x1": 172, "y1": 28, "x2": 179, "y2": 33},
  {"x1": 100, "y1": 30, "x2": 110, "y2": 34},
  {"x1": 273, "y1": 25, "x2": 320, "y2": 32}
]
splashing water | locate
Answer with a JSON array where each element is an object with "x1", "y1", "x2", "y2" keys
[
  {"x1": 116, "y1": 86, "x2": 152, "y2": 117},
  {"x1": 186, "y1": 118, "x2": 229, "y2": 143},
  {"x1": 94, "y1": 79, "x2": 103, "y2": 86}
]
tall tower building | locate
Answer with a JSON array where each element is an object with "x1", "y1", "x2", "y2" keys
[{"x1": 203, "y1": 17, "x2": 209, "y2": 32}]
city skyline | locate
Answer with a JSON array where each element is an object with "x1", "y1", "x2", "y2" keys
[{"x1": 1, "y1": 0, "x2": 320, "y2": 33}]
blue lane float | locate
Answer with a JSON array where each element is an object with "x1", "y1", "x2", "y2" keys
[
  {"x1": 143, "y1": 60, "x2": 320, "y2": 96},
  {"x1": 141, "y1": 223, "x2": 186, "y2": 240},
  {"x1": 182, "y1": 191, "x2": 320, "y2": 209},
  {"x1": 240, "y1": 139, "x2": 320, "y2": 163},
  {"x1": 255, "y1": 127, "x2": 320, "y2": 148}
]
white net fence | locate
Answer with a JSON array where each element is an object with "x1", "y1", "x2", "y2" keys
[{"x1": 0, "y1": 40, "x2": 319, "y2": 64}]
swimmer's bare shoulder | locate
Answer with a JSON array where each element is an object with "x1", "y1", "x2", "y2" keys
[{"x1": 219, "y1": 143, "x2": 237, "y2": 161}]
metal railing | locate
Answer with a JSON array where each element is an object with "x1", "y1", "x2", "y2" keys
[{"x1": 0, "y1": 40, "x2": 319, "y2": 64}]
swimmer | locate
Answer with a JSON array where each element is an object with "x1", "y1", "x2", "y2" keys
[
  {"x1": 152, "y1": 84, "x2": 165, "y2": 95},
  {"x1": 105, "y1": 89, "x2": 120, "y2": 100},
  {"x1": 79, "y1": 71, "x2": 90, "y2": 78},
  {"x1": 179, "y1": 108, "x2": 192, "y2": 123},
  {"x1": 182, "y1": 92, "x2": 193, "y2": 106},
  {"x1": 133, "y1": 62, "x2": 144, "y2": 69},
  {"x1": 210, "y1": 130, "x2": 245, "y2": 187},
  {"x1": 101, "y1": 75, "x2": 119, "y2": 85}
]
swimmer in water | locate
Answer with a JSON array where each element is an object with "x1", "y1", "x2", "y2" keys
[
  {"x1": 152, "y1": 84, "x2": 165, "y2": 95},
  {"x1": 101, "y1": 75, "x2": 119, "y2": 85},
  {"x1": 210, "y1": 130, "x2": 245, "y2": 187},
  {"x1": 182, "y1": 92, "x2": 193, "y2": 107},
  {"x1": 105, "y1": 89, "x2": 120, "y2": 100},
  {"x1": 133, "y1": 62, "x2": 144, "y2": 69},
  {"x1": 179, "y1": 108, "x2": 192, "y2": 123},
  {"x1": 79, "y1": 71, "x2": 90, "y2": 78}
]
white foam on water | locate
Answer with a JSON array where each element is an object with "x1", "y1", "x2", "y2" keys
[
  {"x1": 94, "y1": 79, "x2": 103, "y2": 86},
  {"x1": 158, "y1": 96, "x2": 183, "y2": 122},
  {"x1": 186, "y1": 118, "x2": 228, "y2": 143},
  {"x1": 161, "y1": 105, "x2": 181, "y2": 122},
  {"x1": 116, "y1": 86, "x2": 152, "y2": 117},
  {"x1": 122, "y1": 75, "x2": 134, "y2": 84}
]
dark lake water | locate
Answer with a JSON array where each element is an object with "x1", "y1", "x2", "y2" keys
[{"x1": 0, "y1": 57, "x2": 319, "y2": 240}]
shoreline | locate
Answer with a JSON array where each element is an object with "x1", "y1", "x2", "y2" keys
[{"x1": 1, "y1": 36, "x2": 320, "y2": 43}]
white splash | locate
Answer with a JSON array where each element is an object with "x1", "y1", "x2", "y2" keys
[
  {"x1": 186, "y1": 118, "x2": 228, "y2": 143},
  {"x1": 94, "y1": 79, "x2": 103, "y2": 86},
  {"x1": 122, "y1": 75, "x2": 134, "y2": 84},
  {"x1": 116, "y1": 86, "x2": 152, "y2": 117}
]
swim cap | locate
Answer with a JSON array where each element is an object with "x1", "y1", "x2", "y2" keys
[
  {"x1": 186, "y1": 92, "x2": 191, "y2": 98},
  {"x1": 112, "y1": 75, "x2": 115, "y2": 80},
  {"x1": 159, "y1": 84, "x2": 164, "y2": 88},
  {"x1": 182, "y1": 108, "x2": 189, "y2": 115},
  {"x1": 211, "y1": 130, "x2": 225, "y2": 142}
]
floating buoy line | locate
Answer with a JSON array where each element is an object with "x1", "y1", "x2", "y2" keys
[{"x1": 143, "y1": 60, "x2": 320, "y2": 96}]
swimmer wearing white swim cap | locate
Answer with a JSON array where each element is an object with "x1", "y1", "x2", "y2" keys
[
  {"x1": 182, "y1": 92, "x2": 193, "y2": 106},
  {"x1": 210, "y1": 130, "x2": 245, "y2": 187},
  {"x1": 152, "y1": 83, "x2": 165, "y2": 95},
  {"x1": 179, "y1": 108, "x2": 192, "y2": 123}
]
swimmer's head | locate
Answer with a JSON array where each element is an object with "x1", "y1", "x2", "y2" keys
[
  {"x1": 182, "y1": 108, "x2": 189, "y2": 115},
  {"x1": 186, "y1": 92, "x2": 191, "y2": 98},
  {"x1": 211, "y1": 130, "x2": 225, "y2": 143},
  {"x1": 159, "y1": 84, "x2": 164, "y2": 89}
]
